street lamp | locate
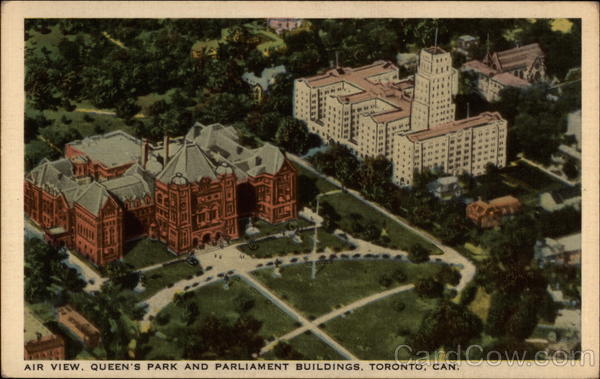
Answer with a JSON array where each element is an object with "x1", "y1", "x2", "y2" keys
[{"x1": 311, "y1": 195, "x2": 320, "y2": 280}]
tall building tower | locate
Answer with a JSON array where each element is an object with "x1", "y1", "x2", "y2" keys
[{"x1": 410, "y1": 47, "x2": 457, "y2": 131}]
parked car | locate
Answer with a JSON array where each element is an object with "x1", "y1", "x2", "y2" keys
[
  {"x1": 290, "y1": 258, "x2": 298, "y2": 263},
  {"x1": 186, "y1": 256, "x2": 199, "y2": 266},
  {"x1": 205, "y1": 276, "x2": 213, "y2": 281}
]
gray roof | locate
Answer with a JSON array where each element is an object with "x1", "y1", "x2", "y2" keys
[
  {"x1": 74, "y1": 182, "x2": 112, "y2": 216},
  {"x1": 236, "y1": 143, "x2": 285, "y2": 176},
  {"x1": 26, "y1": 158, "x2": 78, "y2": 194},
  {"x1": 242, "y1": 65, "x2": 287, "y2": 91},
  {"x1": 25, "y1": 306, "x2": 54, "y2": 343},
  {"x1": 67, "y1": 130, "x2": 141, "y2": 168},
  {"x1": 156, "y1": 140, "x2": 217, "y2": 183},
  {"x1": 185, "y1": 123, "x2": 286, "y2": 178},
  {"x1": 101, "y1": 173, "x2": 153, "y2": 203}
]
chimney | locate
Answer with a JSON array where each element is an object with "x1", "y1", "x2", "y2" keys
[
  {"x1": 141, "y1": 138, "x2": 149, "y2": 169},
  {"x1": 163, "y1": 135, "x2": 170, "y2": 164}
]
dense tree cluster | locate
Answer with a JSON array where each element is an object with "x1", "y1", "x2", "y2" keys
[{"x1": 25, "y1": 238, "x2": 86, "y2": 304}]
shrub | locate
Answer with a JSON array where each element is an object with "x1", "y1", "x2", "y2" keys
[
  {"x1": 394, "y1": 301, "x2": 406, "y2": 312},
  {"x1": 397, "y1": 326, "x2": 411, "y2": 336},
  {"x1": 155, "y1": 312, "x2": 170, "y2": 326}
]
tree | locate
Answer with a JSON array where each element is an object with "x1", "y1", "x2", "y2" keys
[
  {"x1": 319, "y1": 201, "x2": 341, "y2": 233},
  {"x1": 435, "y1": 265, "x2": 461, "y2": 286},
  {"x1": 25, "y1": 238, "x2": 86, "y2": 304},
  {"x1": 274, "y1": 117, "x2": 310, "y2": 154},
  {"x1": 115, "y1": 98, "x2": 141, "y2": 120},
  {"x1": 408, "y1": 300, "x2": 482, "y2": 353},
  {"x1": 272, "y1": 341, "x2": 305, "y2": 360},
  {"x1": 563, "y1": 158, "x2": 579, "y2": 180},
  {"x1": 25, "y1": 140, "x2": 59, "y2": 171},
  {"x1": 234, "y1": 293, "x2": 256, "y2": 314},
  {"x1": 183, "y1": 316, "x2": 264, "y2": 360},
  {"x1": 408, "y1": 244, "x2": 430, "y2": 264},
  {"x1": 414, "y1": 278, "x2": 444, "y2": 298}
]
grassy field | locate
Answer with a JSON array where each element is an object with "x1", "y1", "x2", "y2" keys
[
  {"x1": 501, "y1": 161, "x2": 567, "y2": 193},
  {"x1": 192, "y1": 22, "x2": 285, "y2": 58},
  {"x1": 324, "y1": 290, "x2": 439, "y2": 360},
  {"x1": 294, "y1": 163, "x2": 339, "y2": 202},
  {"x1": 263, "y1": 332, "x2": 344, "y2": 360},
  {"x1": 144, "y1": 280, "x2": 297, "y2": 359},
  {"x1": 252, "y1": 260, "x2": 443, "y2": 318},
  {"x1": 238, "y1": 229, "x2": 352, "y2": 258},
  {"x1": 325, "y1": 192, "x2": 441, "y2": 253},
  {"x1": 123, "y1": 239, "x2": 176, "y2": 269},
  {"x1": 468, "y1": 287, "x2": 492, "y2": 322},
  {"x1": 138, "y1": 261, "x2": 200, "y2": 300}
]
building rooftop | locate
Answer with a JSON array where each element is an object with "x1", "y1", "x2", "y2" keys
[
  {"x1": 492, "y1": 72, "x2": 530, "y2": 87},
  {"x1": 156, "y1": 140, "x2": 218, "y2": 184},
  {"x1": 242, "y1": 65, "x2": 287, "y2": 91},
  {"x1": 407, "y1": 112, "x2": 504, "y2": 142},
  {"x1": 26, "y1": 158, "x2": 78, "y2": 194},
  {"x1": 24, "y1": 306, "x2": 54, "y2": 343},
  {"x1": 423, "y1": 46, "x2": 448, "y2": 55},
  {"x1": 74, "y1": 182, "x2": 113, "y2": 216},
  {"x1": 556, "y1": 233, "x2": 581, "y2": 253},
  {"x1": 101, "y1": 172, "x2": 153, "y2": 203},
  {"x1": 488, "y1": 43, "x2": 544, "y2": 72},
  {"x1": 68, "y1": 130, "x2": 142, "y2": 168},
  {"x1": 58, "y1": 305, "x2": 100, "y2": 337},
  {"x1": 463, "y1": 59, "x2": 497, "y2": 76},
  {"x1": 489, "y1": 195, "x2": 521, "y2": 208}
]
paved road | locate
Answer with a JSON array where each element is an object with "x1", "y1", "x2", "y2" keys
[
  {"x1": 24, "y1": 219, "x2": 107, "y2": 291},
  {"x1": 260, "y1": 283, "x2": 414, "y2": 356}
]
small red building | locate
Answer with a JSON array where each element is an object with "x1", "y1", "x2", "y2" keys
[
  {"x1": 25, "y1": 306, "x2": 65, "y2": 360},
  {"x1": 466, "y1": 195, "x2": 522, "y2": 228},
  {"x1": 57, "y1": 305, "x2": 101, "y2": 348},
  {"x1": 25, "y1": 123, "x2": 298, "y2": 264}
]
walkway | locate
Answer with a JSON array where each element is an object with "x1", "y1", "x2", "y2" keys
[
  {"x1": 240, "y1": 272, "x2": 359, "y2": 360},
  {"x1": 520, "y1": 156, "x2": 578, "y2": 187},
  {"x1": 259, "y1": 283, "x2": 414, "y2": 356}
]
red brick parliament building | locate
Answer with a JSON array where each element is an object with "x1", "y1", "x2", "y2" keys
[{"x1": 25, "y1": 123, "x2": 297, "y2": 265}]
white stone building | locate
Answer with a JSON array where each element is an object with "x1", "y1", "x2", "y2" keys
[
  {"x1": 392, "y1": 112, "x2": 507, "y2": 186},
  {"x1": 293, "y1": 46, "x2": 508, "y2": 188}
]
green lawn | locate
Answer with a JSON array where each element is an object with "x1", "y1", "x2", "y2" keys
[
  {"x1": 138, "y1": 261, "x2": 200, "y2": 300},
  {"x1": 502, "y1": 161, "x2": 567, "y2": 193},
  {"x1": 324, "y1": 290, "x2": 439, "y2": 360},
  {"x1": 143, "y1": 280, "x2": 297, "y2": 359},
  {"x1": 263, "y1": 332, "x2": 344, "y2": 360},
  {"x1": 294, "y1": 163, "x2": 339, "y2": 202},
  {"x1": 123, "y1": 239, "x2": 175, "y2": 269},
  {"x1": 325, "y1": 192, "x2": 441, "y2": 253},
  {"x1": 238, "y1": 229, "x2": 352, "y2": 258},
  {"x1": 136, "y1": 89, "x2": 176, "y2": 111},
  {"x1": 252, "y1": 260, "x2": 443, "y2": 318}
]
